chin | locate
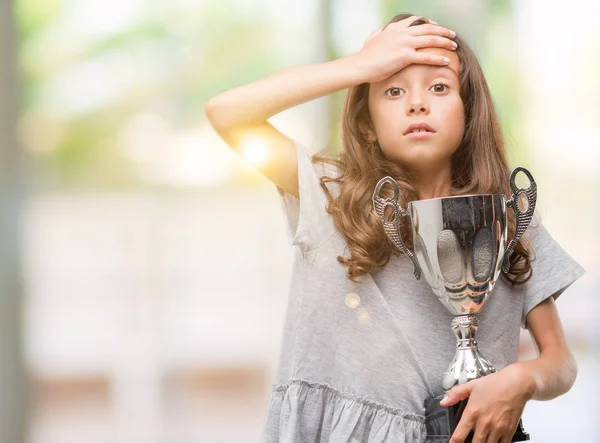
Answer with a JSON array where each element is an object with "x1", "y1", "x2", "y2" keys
[
  {"x1": 386, "y1": 151, "x2": 451, "y2": 170},
  {"x1": 396, "y1": 143, "x2": 459, "y2": 165}
]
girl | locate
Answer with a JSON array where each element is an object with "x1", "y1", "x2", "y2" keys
[{"x1": 205, "y1": 13, "x2": 585, "y2": 443}]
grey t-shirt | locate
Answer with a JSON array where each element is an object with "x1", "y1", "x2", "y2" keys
[{"x1": 262, "y1": 141, "x2": 585, "y2": 443}]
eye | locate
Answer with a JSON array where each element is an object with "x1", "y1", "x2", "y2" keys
[
  {"x1": 385, "y1": 87, "x2": 404, "y2": 97},
  {"x1": 430, "y1": 83, "x2": 449, "y2": 93}
]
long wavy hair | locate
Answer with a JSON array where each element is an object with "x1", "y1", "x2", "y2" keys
[{"x1": 313, "y1": 13, "x2": 534, "y2": 285}]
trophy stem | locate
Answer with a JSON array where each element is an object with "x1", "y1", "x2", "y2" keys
[
  {"x1": 442, "y1": 314, "x2": 497, "y2": 391},
  {"x1": 433, "y1": 314, "x2": 531, "y2": 441}
]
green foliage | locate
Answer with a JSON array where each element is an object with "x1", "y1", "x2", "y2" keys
[
  {"x1": 14, "y1": 0, "x2": 63, "y2": 36},
  {"x1": 18, "y1": 0, "x2": 282, "y2": 189}
]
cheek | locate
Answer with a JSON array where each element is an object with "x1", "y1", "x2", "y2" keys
[
  {"x1": 370, "y1": 103, "x2": 404, "y2": 136},
  {"x1": 443, "y1": 101, "x2": 465, "y2": 140}
]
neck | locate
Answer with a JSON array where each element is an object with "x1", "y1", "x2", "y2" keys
[{"x1": 412, "y1": 163, "x2": 453, "y2": 200}]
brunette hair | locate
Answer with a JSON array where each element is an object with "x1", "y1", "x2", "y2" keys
[{"x1": 313, "y1": 13, "x2": 534, "y2": 285}]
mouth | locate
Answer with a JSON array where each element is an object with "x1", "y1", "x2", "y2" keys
[
  {"x1": 405, "y1": 130, "x2": 436, "y2": 139},
  {"x1": 403, "y1": 123, "x2": 436, "y2": 138}
]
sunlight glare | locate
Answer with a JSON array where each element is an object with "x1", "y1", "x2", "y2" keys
[{"x1": 239, "y1": 136, "x2": 270, "y2": 167}]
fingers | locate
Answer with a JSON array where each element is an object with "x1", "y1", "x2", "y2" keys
[
  {"x1": 471, "y1": 420, "x2": 493, "y2": 443},
  {"x1": 468, "y1": 418, "x2": 516, "y2": 443},
  {"x1": 406, "y1": 51, "x2": 451, "y2": 67},
  {"x1": 449, "y1": 418, "x2": 474, "y2": 443},
  {"x1": 441, "y1": 384, "x2": 473, "y2": 406},
  {"x1": 394, "y1": 15, "x2": 421, "y2": 27},
  {"x1": 486, "y1": 418, "x2": 515, "y2": 443},
  {"x1": 410, "y1": 35, "x2": 457, "y2": 51},
  {"x1": 409, "y1": 23, "x2": 456, "y2": 39},
  {"x1": 473, "y1": 427, "x2": 490, "y2": 443},
  {"x1": 388, "y1": 15, "x2": 439, "y2": 30},
  {"x1": 397, "y1": 15, "x2": 438, "y2": 26},
  {"x1": 370, "y1": 14, "x2": 431, "y2": 39},
  {"x1": 486, "y1": 428, "x2": 503, "y2": 443},
  {"x1": 496, "y1": 420, "x2": 519, "y2": 443}
]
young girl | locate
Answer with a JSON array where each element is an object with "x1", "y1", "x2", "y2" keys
[{"x1": 205, "y1": 13, "x2": 585, "y2": 443}]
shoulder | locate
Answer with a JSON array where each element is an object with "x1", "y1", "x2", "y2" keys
[{"x1": 522, "y1": 213, "x2": 574, "y2": 262}]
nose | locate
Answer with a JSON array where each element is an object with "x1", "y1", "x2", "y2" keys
[{"x1": 406, "y1": 93, "x2": 429, "y2": 115}]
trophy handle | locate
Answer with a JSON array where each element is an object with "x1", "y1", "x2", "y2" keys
[
  {"x1": 503, "y1": 167, "x2": 537, "y2": 273},
  {"x1": 372, "y1": 176, "x2": 422, "y2": 279}
]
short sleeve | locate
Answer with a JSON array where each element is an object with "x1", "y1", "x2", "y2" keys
[
  {"x1": 517, "y1": 217, "x2": 585, "y2": 329},
  {"x1": 275, "y1": 141, "x2": 339, "y2": 251}
]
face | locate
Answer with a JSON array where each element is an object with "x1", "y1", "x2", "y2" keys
[{"x1": 367, "y1": 48, "x2": 464, "y2": 172}]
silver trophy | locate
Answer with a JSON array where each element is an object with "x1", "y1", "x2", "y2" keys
[{"x1": 372, "y1": 168, "x2": 536, "y2": 442}]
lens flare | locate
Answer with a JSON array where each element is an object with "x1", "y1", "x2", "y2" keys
[{"x1": 239, "y1": 137, "x2": 269, "y2": 167}]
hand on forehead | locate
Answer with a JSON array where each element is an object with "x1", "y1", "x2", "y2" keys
[
  {"x1": 416, "y1": 47, "x2": 460, "y2": 76},
  {"x1": 374, "y1": 47, "x2": 460, "y2": 89},
  {"x1": 405, "y1": 16, "x2": 460, "y2": 76}
]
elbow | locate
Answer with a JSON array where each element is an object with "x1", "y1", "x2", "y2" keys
[
  {"x1": 204, "y1": 98, "x2": 220, "y2": 126},
  {"x1": 204, "y1": 97, "x2": 240, "y2": 135},
  {"x1": 563, "y1": 350, "x2": 578, "y2": 393},
  {"x1": 552, "y1": 348, "x2": 578, "y2": 398},
  {"x1": 204, "y1": 99, "x2": 231, "y2": 138},
  {"x1": 204, "y1": 99, "x2": 243, "y2": 150},
  {"x1": 534, "y1": 347, "x2": 579, "y2": 400}
]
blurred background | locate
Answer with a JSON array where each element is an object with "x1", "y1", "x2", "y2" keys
[{"x1": 0, "y1": 0, "x2": 598, "y2": 442}]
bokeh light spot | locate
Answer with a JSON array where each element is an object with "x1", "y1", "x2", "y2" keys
[
  {"x1": 356, "y1": 308, "x2": 369, "y2": 324},
  {"x1": 345, "y1": 292, "x2": 360, "y2": 309}
]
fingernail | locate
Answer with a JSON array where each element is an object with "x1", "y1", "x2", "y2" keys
[
  {"x1": 440, "y1": 395, "x2": 448, "y2": 405},
  {"x1": 451, "y1": 41, "x2": 457, "y2": 49},
  {"x1": 450, "y1": 30, "x2": 456, "y2": 37},
  {"x1": 444, "y1": 57, "x2": 450, "y2": 64}
]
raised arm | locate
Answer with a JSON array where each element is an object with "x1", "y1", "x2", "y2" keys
[
  {"x1": 204, "y1": 57, "x2": 365, "y2": 198},
  {"x1": 204, "y1": 17, "x2": 456, "y2": 197}
]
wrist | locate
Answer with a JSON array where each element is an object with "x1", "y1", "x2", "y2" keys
[
  {"x1": 336, "y1": 54, "x2": 371, "y2": 86},
  {"x1": 510, "y1": 362, "x2": 537, "y2": 401}
]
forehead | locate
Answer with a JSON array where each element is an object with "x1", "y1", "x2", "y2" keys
[{"x1": 371, "y1": 48, "x2": 460, "y2": 90}]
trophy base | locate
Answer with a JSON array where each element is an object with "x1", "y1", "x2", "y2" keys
[{"x1": 423, "y1": 394, "x2": 530, "y2": 442}]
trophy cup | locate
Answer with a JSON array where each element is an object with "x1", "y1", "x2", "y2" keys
[{"x1": 372, "y1": 168, "x2": 537, "y2": 443}]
